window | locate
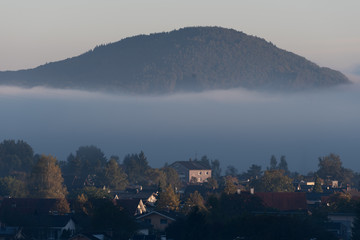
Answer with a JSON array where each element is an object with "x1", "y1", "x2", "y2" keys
[
  {"x1": 145, "y1": 219, "x2": 151, "y2": 224},
  {"x1": 206, "y1": 171, "x2": 209, "y2": 175},
  {"x1": 160, "y1": 219, "x2": 168, "y2": 224},
  {"x1": 198, "y1": 171, "x2": 202, "y2": 175}
]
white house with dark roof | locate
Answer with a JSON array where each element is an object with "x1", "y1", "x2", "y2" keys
[
  {"x1": 136, "y1": 211, "x2": 178, "y2": 232},
  {"x1": 170, "y1": 161, "x2": 211, "y2": 183}
]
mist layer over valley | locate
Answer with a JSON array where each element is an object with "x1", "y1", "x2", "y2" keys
[{"x1": 1, "y1": 82, "x2": 359, "y2": 174}]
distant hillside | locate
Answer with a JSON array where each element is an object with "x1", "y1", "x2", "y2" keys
[{"x1": 0, "y1": 27, "x2": 350, "y2": 93}]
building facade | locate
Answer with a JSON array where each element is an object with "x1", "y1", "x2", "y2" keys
[{"x1": 170, "y1": 161, "x2": 211, "y2": 183}]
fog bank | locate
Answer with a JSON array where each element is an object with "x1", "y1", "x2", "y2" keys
[{"x1": 1, "y1": 84, "x2": 360, "y2": 173}]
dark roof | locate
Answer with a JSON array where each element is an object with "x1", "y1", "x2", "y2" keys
[
  {"x1": 0, "y1": 226, "x2": 20, "y2": 237},
  {"x1": 113, "y1": 199, "x2": 142, "y2": 216},
  {"x1": 7, "y1": 215, "x2": 73, "y2": 228},
  {"x1": 136, "y1": 210, "x2": 183, "y2": 221},
  {"x1": 255, "y1": 192, "x2": 308, "y2": 211},
  {"x1": 171, "y1": 161, "x2": 210, "y2": 170},
  {"x1": 305, "y1": 192, "x2": 331, "y2": 201},
  {"x1": 0, "y1": 198, "x2": 59, "y2": 216},
  {"x1": 69, "y1": 234, "x2": 99, "y2": 240},
  {"x1": 113, "y1": 190, "x2": 156, "y2": 201},
  {"x1": 133, "y1": 235, "x2": 156, "y2": 240},
  {"x1": 184, "y1": 185, "x2": 209, "y2": 197},
  {"x1": 69, "y1": 233, "x2": 111, "y2": 240}
]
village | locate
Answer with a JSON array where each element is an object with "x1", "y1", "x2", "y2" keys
[{"x1": 0, "y1": 140, "x2": 359, "y2": 240}]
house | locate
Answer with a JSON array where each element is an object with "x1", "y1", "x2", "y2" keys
[
  {"x1": 113, "y1": 199, "x2": 147, "y2": 216},
  {"x1": 69, "y1": 233, "x2": 112, "y2": 240},
  {"x1": 327, "y1": 212, "x2": 356, "y2": 240},
  {"x1": 305, "y1": 192, "x2": 332, "y2": 208},
  {"x1": 113, "y1": 190, "x2": 158, "y2": 207},
  {"x1": 136, "y1": 211, "x2": 178, "y2": 232},
  {"x1": 170, "y1": 161, "x2": 211, "y2": 184},
  {"x1": 0, "y1": 198, "x2": 63, "y2": 216},
  {"x1": 255, "y1": 192, "x2": 308, "y2": 211},
  {"x1": 6, "y1": 215, "x2": 76, "y2": 240},
  {"x1": 0, "y1": 224, "x2": 24, "y2": 240},
  {"x1": 294, "y1": 180, "x2": 315, "y2": 192}
]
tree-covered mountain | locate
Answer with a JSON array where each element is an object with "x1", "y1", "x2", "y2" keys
[{"x1": 0, "y1": 27, "x2": 350, "y2": 93}]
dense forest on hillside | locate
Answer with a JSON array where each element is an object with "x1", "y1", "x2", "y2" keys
[{"x1": 0, "y1": 27, "x2": 350, "y2": 93}]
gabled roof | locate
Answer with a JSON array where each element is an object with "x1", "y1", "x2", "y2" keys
[
  {"x1": 69, "y1": 233, "x2": 111, "y2": 240},
  {"x1": 0, "y1": 226, "x2": 20, "y2": 237},
  {"x1": 0, "y1": 198, "x2": 59, "y2": 216},
  {"x1": 171, "y1": 161, "x2": 210, "y2": 170},
  {"x1": 113, "y1": 199, "x2": 145, "y2": 216},
  {"x1": 255, "y1": 192, "x2": 308, "y2": 211},
  {"x1": 305, "y1": 192, "x2": 331, "y2": 201},
  {"x1": 6, "y1": 215, "x2": 74, "y2": 228},
  {"x1": 113, "y1": 190, "x2": 157, "y2": 202},
  {"x1": 136, "y1": 211, "x2": 177, "y2": 221}
]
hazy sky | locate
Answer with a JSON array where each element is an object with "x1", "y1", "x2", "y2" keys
[{"x1": 1, "y1": 0, "x2": 359, "y2": 72}]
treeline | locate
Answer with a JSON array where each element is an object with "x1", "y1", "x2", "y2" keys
[
  {"x1": 236, "y1": 153, "x2": 359, "y2": 192},
  {"x1": 0, "y1": 140, "x2": 182, "y2": 199},
  {"x1": 1, "y1": 139, "x2": 360, "y2": 199}
]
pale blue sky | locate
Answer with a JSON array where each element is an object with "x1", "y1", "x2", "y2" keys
[{"x1": 1, "y1": 0, "x2": 359, "y2": 72}]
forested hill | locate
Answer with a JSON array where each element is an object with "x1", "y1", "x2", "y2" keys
[{"x1": 0, "y1": 27, "x2": 350, "y2": 93}]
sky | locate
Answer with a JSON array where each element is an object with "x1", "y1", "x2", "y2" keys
[{"x1": 1, "y1": 0, "x2": 360, "y2": 72}]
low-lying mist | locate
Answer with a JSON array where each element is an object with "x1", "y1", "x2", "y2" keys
[{"x1": 1, "y1": 83, "x2": 360, "y2": 173}]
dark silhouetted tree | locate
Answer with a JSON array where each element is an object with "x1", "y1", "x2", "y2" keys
[
  {"x1": 317, "y1": 153, "x2": 353, "y2": 184},
  {"x1": 252, "y1": 169, "x2": 294, "y2": 192},
  {"x1": 163, "y1": 166, "x2": 182, "y2": 190},
  {"x1": 91, "y1": 199, "x2": 137, "y2": 239},
  {"x1": 210, "y1": 159, "x2": 221, "y2": 180},
  {"x1": 123, "y1": 151, "x2": 150, "y2": 184},
  {"x1": 242, "y1": 164, "x2": 262, "y2": 180},
  {"x1": 145, "y1": 168, "x2": 167, "y2": 188},
  {"x1": 313, "y1": 175, "x2": 323, "y2": 193},
  {"x1": 278, "y1": 155, "x2": 289, "y2": 174},
  {"x1": 269, "y1": 155, "x2": 277, "y2": 170},
  {"x1": 101, "y1": 159, "x2": 128, "y2": 190},
  {"x1": 0, "y1": 139, "x2": 34, "y2": 177},
  {"x1": 225, "y1": 165, "x2": 238, "y2": 177},
  {"x1": 76, "y1": 145, "x2": 107, "y2": 177}
]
